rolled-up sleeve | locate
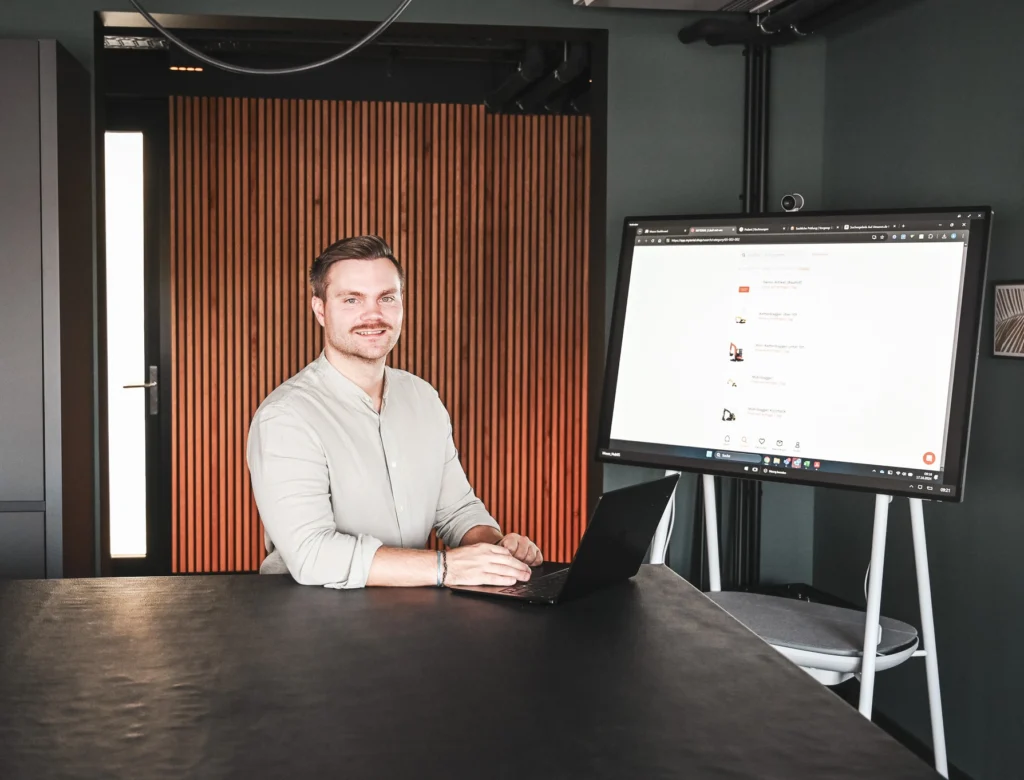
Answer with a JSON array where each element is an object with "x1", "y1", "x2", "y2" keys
[
  {"x1": 433, "y1": 407, "x2": 501, "y2": 547},
  {"x1": 246, "y1": 403, "x2": 383, "y2": 588}
]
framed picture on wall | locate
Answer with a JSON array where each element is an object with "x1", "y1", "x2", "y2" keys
[{"x1": 993, "y1": 281, "x2": 1024, "y2": 358}]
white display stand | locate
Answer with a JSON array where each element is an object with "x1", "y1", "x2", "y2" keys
[
  {"x1": 649, "y1": 472, "x2": 720, "y2": 592},
  {"x1": 650, "y1": 471, "x2": 947, "y2": 778}
]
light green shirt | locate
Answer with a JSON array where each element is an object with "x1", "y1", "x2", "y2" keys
[{"x1": 246, "y1": 352, "x2": 500, "y2": 588}]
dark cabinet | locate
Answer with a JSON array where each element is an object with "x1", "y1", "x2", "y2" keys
[
  {"x1": 0, "y1": 41, "x2": 45, "y2": 502},
  {"x1": 0, "y1": 39, "x2": 94, "y2": 578}
]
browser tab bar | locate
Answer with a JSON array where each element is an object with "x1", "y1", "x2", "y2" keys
[
  {"x1": 790, "y1": 224, "x2": 836, "y2": 232},
  {"x1": 689, "y1": 226, "x2": 737, "y2": 235},
  {"x1": 842, "y1": 222, "x2": 898, "y2": 231}
]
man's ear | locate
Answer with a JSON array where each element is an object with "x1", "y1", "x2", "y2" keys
[{"x1": 311, "y1": 295, "x2": 326, "y2": 327}]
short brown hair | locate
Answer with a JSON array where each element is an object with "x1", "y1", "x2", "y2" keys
[{"x1": 309, "y1": 235, "x2": 406, "y2": 300}]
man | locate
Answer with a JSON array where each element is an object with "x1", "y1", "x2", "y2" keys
[{"x1": 247, "y1": 235, "x2": 543, "y2": 589}]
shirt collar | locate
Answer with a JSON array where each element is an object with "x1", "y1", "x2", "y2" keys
[{"x1": 315, "y1": 352, "x2": 391, "y2": 412}]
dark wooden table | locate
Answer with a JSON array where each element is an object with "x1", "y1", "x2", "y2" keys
[{"x1": 0, "y1": 565, "x2": 938, "y2": 778}]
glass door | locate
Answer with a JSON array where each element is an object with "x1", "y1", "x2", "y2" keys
[
  {"x1": 105, "y1": 131, "x2": 150, "y2": 560},
  {"x1": 103, "y1": 99, "x2": 171, "y2": 576}
]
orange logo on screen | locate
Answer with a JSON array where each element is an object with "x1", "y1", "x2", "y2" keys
[
  {"x1": 738, "y1": 286, "x2": 750, "y2": 293},
  {"x1": 923, "y1": 452, "x2": 936, "y2": 465}
]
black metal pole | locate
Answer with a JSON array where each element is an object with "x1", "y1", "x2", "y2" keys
[
  {"x1": 747, "y1": 44, "x2": 769, "y2": 587},
  {"x1": 690, "y1": 475, "x2": 706, "y2": 590},
  {"x1": 756, "y1": 45, "x2": 771, "y2": 216},
  {"x1": 692, "y1": 42, "x2": 769, "y2": 592},
  {"x1": 737, "y1": 43, "x2": 769, "y2": 590},
  {"x1": 742, "y1": 44, "x2": 756, "y2": 214}
]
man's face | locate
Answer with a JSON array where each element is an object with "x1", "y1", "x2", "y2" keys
[{"x1": 312, "y1": 257, "x2": 404, "y2": 363}]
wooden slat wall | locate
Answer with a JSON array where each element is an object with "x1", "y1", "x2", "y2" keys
[{"x1": 170, "y1": 97, "x2": 591, "y2": 573}]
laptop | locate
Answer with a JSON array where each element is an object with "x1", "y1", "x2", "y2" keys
[{"x1": 448, "y1": 473, "x2": 680, "y2": 605}]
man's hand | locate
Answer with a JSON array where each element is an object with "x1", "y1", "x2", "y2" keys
[
  {"x1": 498, "y1": 533, "x2": 544, "y2": 567},
  {"x1": 445, "y1": 543, "x2": 532, "y2": 587}
]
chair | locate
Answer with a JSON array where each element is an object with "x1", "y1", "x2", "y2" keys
[{"x1": 650, "y1": 472, "x2": 948, "y2": 778}]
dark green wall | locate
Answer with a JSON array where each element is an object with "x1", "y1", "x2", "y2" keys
[{"x1": 817, "y1": 1, "x2": 1024, "y2": 776}]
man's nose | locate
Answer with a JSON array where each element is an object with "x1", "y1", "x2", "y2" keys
[{"x1": 361, "y1": 299, "x2": 384, "y2": 317}]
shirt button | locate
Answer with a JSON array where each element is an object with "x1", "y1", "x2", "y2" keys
[{"x1": 391, "y1": 461, "x2": 397, "y2": 469}]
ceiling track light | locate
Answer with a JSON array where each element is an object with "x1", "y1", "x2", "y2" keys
[
  {"x1": 514, "y1": 43, "x2": 589, "y2": 114},
  {"x1": 483, "y1": 44, "x2": 547, "y2": 113}
]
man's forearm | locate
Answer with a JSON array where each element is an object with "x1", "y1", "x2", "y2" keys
[
  {"x1": 365, "y1": 546, "x2": 441, "y2": 587},
  {"x1": 459, "y1": 524, "x2": 503, "y2": 547}
]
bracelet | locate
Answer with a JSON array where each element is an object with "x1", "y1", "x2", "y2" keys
[
  {"x1": 441, "y1": 550, "x2": 448, "y2": 587},
  {"x1": 436, "y1": 550, "x2": 442, "y2": 587}
]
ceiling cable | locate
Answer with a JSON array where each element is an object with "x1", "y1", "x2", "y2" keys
[{"x1": 128, "y1": 0, "x2": 414, "y2": 75}]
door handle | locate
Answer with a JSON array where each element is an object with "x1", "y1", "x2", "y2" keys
[{"x1": 123, "y1": 366, "x2": 159, "y2": 415}]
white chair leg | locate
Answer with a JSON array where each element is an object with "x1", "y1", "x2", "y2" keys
[
  {"x1": 910, "y1": 498, "x2": 948, "y2": 779},
  {"x1": 648, "y1": 470, "x2": 678, "y2": 566},
  {"x1": 858, "y1": 494, "x2": 890, "y2": 718},
  {"x1": 702, "y1": 474, "x2": 722, "y2": 592}
]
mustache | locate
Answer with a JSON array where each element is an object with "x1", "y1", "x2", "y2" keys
[{"x1": 351, "y1": 322, "x2": 391, "y2": 332}]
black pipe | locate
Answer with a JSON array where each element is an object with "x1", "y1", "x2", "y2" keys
[
  {"x1": 753, "y1": 482, "x2": 762, "y2": 584},
  {"x1": 737, "y1": 42, "x2": 770, "y2": 589},
  {"x1": 735, "y1": 482, "x2": 744, "y2": 587},
  {"x1": 748, "y1": 45, "x2": 769, "y2": 584},
  {"x1": 690, "y1": 475, "x2": 705, "y2": 588},
  {"x1": 751, "y1": 46, "x2": 761, "y2": 213},
  {"x1": 741, "y1": 44, "x2": 754, "y2": 213},
  {"x1": 756, "y1": 46, "x2": 770, "y2": 215},
  {"x1": 742, "y1": 44, "x2": 770, "y2": 216},
  {"x1": 732, "y1": 480, "x2": 741, "y2": 587},
  {"x1": 679, "y1": 18, "x2": 799, "y2": 47},
  {"x1": 692, "y1": 41, "x2": 773, "y2": 592},
  {"x1": 678, "y1": 18, "x2": 746, "y2": 45}
]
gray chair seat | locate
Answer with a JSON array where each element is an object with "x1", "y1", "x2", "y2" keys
[{"x1": 708, "y1": 591, "x2": 919, "y2": 657}]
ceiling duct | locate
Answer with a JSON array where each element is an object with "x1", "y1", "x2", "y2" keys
[
  {"x1": 674, "y1": 0, "x2": 886, "y2": 45},
  {"x1": 573, "y1": 0, "x2": 887, "y2": 46},
  {"x1": 572, "y1": 0, "x2": 788, "y2": 10},
  {"x1": 757, "y1": 0, "x2": 844, "y2": 32}
]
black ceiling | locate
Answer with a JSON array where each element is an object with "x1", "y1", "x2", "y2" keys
[{"x1": 100, "y1": 14, "x2": 596, "y2": 116}]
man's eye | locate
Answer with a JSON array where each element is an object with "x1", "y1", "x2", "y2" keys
[
  {"x1": 344, "y1": 298, "x2": 357, "y2": 304},
  {"x1": 382, "y1": 296, "x2": 395, "y2": 303}
]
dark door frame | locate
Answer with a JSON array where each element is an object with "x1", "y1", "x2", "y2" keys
[
  {"x1": 102, "y1": 97, "x2": 174, "y2": 577},
  {"x1": 93, "y1": 11, "x2": 609, "y2": 575}
]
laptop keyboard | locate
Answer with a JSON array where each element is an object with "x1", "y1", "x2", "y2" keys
[{"x1": 499, "y1": 569, "x2": 568, "y2": 599}]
